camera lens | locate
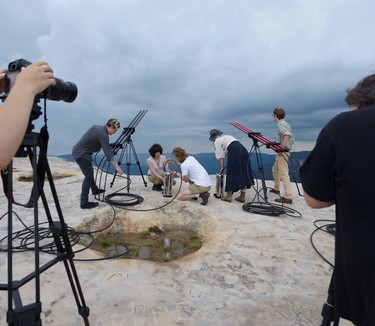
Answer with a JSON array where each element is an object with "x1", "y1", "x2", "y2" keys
[{"x1": 45, "y1": 78, "x2": 78, "y2": 103}]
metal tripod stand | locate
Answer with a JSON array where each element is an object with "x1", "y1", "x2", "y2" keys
[
  {"x1": 95, "y1": 110, "x2": 148, "y2": 195},
  {"x1": 320, "y1": 270, "x2": 339, "y2": 326},
  {"x1": 230, "y1": 121, "x2": 301, "y2": 218},
  {"x1": 0, "y1": 131, "x2": 90, "y2": 326},
  {"x1": 246, "y1": 133, "x2": 288, "y2": 216}
]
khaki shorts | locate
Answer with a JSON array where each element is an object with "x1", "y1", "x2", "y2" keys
[
  {"x1": 188, "y1": 183, "x2": 211, "y2": 195},
  {"x1": 148, "y1": 172, "x2": 176, "y2": 185},
  {"x1": 148, "y1": 173, "x2": 164, "y2": 185}
]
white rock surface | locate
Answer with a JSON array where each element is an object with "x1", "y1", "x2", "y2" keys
[{"x1": 0, "y1": 157, "x2": 352, "y2": 325}]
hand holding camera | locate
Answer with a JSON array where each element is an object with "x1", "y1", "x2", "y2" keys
[
  {"x1": 3, "y1": 59, "x2": 77, "y2": 103},
  {"x1": 0, "y1": 68, "x2": 7, "y2": 94},
  {"x1": 0, "y1": 59, "x2": 77, "y2": 170},
  {"x1": 14, "y1": 61, "x2": 56, "y2": 97}
]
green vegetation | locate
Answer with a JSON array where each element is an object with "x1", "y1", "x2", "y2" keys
[
  {"x1": 89, "y1": 228, "x2": 202, "y2": 262},
  {"x1": 98, "y1": 237, "x2": 112, "y2": 247}
]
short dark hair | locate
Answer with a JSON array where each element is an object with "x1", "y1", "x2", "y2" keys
[
  {"x1": 148, "y1": 144, "x2": 163, "y2": 157},
  {"x1": 345, "y1": 73, "x2": 375, "y2": 109}
]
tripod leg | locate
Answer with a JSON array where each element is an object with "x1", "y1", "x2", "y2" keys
[
  {"x1": 129, "y1": 140, "x2": 147, "y2": 187},
  {"x1": 251, "y1": 143, "x2": 269, "y2": 201},
  {"x1": 320, "y1": 270, "x2": 339, "y2": 326},
  {"x1": 49, "y1": 222, "x2": 90, "y2": 325},
  {"x1": 40, "y1": 154, "x2": 91, "y2": 325}
]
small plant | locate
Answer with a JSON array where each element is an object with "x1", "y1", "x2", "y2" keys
[
  {"x1": 189, "y1": 234, "x2": 199, "y2": 241},
  {"x1": 139, "y1": 231, "x2": 150, "y2": 239},
  {"x1": 187, "y1": 241, "x2": 201, "y2": 250},
  {"x1": 127, "y1": 246, "x2": 140, "y2": 255},
  {"x1": 99, "y1": 237, "x2": 112, "y2": 247},
  {"x1": 161, "y1": 256, "x2": 171, "y2": 262},
  {"x1": 161, "y1": 246, "x2": 171, "y2": 253}
]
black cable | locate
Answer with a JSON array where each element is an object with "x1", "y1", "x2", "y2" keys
[
  {"x1": 104, "y1": 192, "x2": 144, "y2": 206},
  {"x1": 244, "y1": 145, "x2": 302, "y2": 218},
  {"x1": 310, "y1": 219, "x2": 335, "y2": 268}
]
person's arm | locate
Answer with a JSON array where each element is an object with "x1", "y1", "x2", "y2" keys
[
  {"x1": 97, "y1": 128, "x2": 123, "y2": 175},
  {"x1": 218, "y1": 157, "x2": 225, "y2": 174},
  {"x1": 280, "y1": 134, "x2": 291, "y2": 148},
  {"x1": 300, "y1": 127, "x2": 336, "y2": 209},
  {"x1": 164, "y1": 158, "x2": 171, "y2": 172},
  {"x1": 147, "y1": 160, "x2": 165, "y2": 183},
  {"x1": 175, "y1": 171, "x2": 189, "y2": 183},
  {"x1": 303, "y1": 190, "x2": 335, "y2": 208},
  {"x1": 0, "y1": 62, "x2": 56, "y2": 170},
  {"x1": 110, "y1": 159, "x2": 123, "y2": 175}
]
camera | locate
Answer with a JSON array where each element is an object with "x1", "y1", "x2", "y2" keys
[{"x1": 4, "y1": 58, "x2": 78, "y2": 103}]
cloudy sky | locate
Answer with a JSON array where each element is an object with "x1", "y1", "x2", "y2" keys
[{"x1": 2, "y1": 0, "x2": 375, "y2": 156}]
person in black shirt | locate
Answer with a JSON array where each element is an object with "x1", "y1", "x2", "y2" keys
[{"x1": 300, "y1": 73, "x2": 375, "y2": 325}]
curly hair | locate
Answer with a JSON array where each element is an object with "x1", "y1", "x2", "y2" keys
[
  {"x1": 171, "y1": 147, "x2": 188, "y2": 163},
  {"x1": 148, "y1": 144, "x2": 163, "y2": 157},
  {"x1": 345, "y1": 73, "x2": 375, "y2": 109}
]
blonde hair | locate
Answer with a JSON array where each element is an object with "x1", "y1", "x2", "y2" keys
[
  {"x1": 106, "y1": 118, "x2": 120, "y2": 129},
  {"x1": 171, "y1": 147, "x2": 188, "y2": 163}
]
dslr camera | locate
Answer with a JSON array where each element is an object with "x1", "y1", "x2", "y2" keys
[{"x1": 3, "y1": 58, "x2": 78, "y2": 103}]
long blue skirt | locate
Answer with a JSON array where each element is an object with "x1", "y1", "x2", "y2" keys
[{"x1": 225, "y1": 141, "x2": 254, "y2": 192}]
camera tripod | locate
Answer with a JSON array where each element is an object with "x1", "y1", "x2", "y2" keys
[
  {"x1": 95, "y1": 110, "x2": 148, "y2": 197},
  {"x1": 320, "y1": 270, "x2": 340, "y2": 326},
  {"x1": 230, "y1": 121, "x2": 301, "y2": 218},
  {"x1": 0, "y1": 129, "x2": 90, "y2": 325},
  {"x1": 245, "y1": 134, "x2": 289, "y2": 216}
]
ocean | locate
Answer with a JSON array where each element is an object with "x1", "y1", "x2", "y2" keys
[{"x1": 58, "y1": 151, "x2": 310, "y2": 182}]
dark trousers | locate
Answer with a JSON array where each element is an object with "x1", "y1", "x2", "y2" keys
[{"x1": 76, "y1": 157, "x2": 99, "y2": 205}]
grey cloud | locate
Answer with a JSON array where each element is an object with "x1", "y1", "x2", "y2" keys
[{"x1": 2, "y1": 0, "x2": 375, "y2": 155}]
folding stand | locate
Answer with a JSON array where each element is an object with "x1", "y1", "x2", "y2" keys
[
  {"x1": 0, "y1": 131, "x2": 90, "y2": 326},
  {"x1": 320, "y1": 270, "x2": 340, "y2": 326},
  {"x1": 230, "y1": 121, "x2": 301, "y2": 218},
  {"x1": 94, "y1": 110, "x2": 147, "y2": 201}
]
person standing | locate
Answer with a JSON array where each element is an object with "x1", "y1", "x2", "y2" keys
[
  {"x1": 300, "y1": 73, "x2": 375, "y2": 325},
  {"x1": 146, "y1": 143, "x2": 174, "y2": 191},
  {"x1": 270, "y1": 107, "x2": 294, "y2": 204},
  {"x1": 209, "y1": 129, "x2": 254, "y2": 203},
  {"x1": 171, "y1": 147, "x2": 211, "y2": 205},
  {"x1": 72, "y1": 119, "x2": 124, "y2": 209}
]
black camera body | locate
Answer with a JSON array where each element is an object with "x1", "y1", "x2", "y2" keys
[{"x1": 4, "y1": 58, "x2": 78, "y2": 103}]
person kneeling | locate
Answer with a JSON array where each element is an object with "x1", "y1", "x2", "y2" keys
[
  {"x1": 171, "y1": 147, "x2": 211, "y2": 206},
  {"x1": 146, "y1": 143, "x2": 175, "y2": 191}
]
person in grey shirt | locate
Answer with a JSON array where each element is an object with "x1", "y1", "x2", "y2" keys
[
  {"x1": 72, "y1": 118, "x2": 124, "y2": 209},
  {"x1": 270, "y1": 107, "x2": 294, "y2": 204}
]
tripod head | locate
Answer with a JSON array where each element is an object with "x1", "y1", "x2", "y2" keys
[
  {"x1": 110, "y1": 110, "x2": 147, "y2": 155},
  {"x1": 230, "y1": 121, "x2": 288, "y2": 153}
]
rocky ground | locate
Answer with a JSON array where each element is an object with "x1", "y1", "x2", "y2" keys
[{"x1": 0, "y1": 157, "x2": 352, "y2": 325}]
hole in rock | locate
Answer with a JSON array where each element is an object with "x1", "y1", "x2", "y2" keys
[{"x1": 76, "y1": 201, "x2": 216, "y2": 262}]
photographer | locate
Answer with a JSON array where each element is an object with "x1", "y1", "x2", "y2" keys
[
  {"x1": 0, "y1": 61, "x2": 56, "y2": 170},
  {"x1": 300, "y1": 73, "x2": 375, "y2": 325}
]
